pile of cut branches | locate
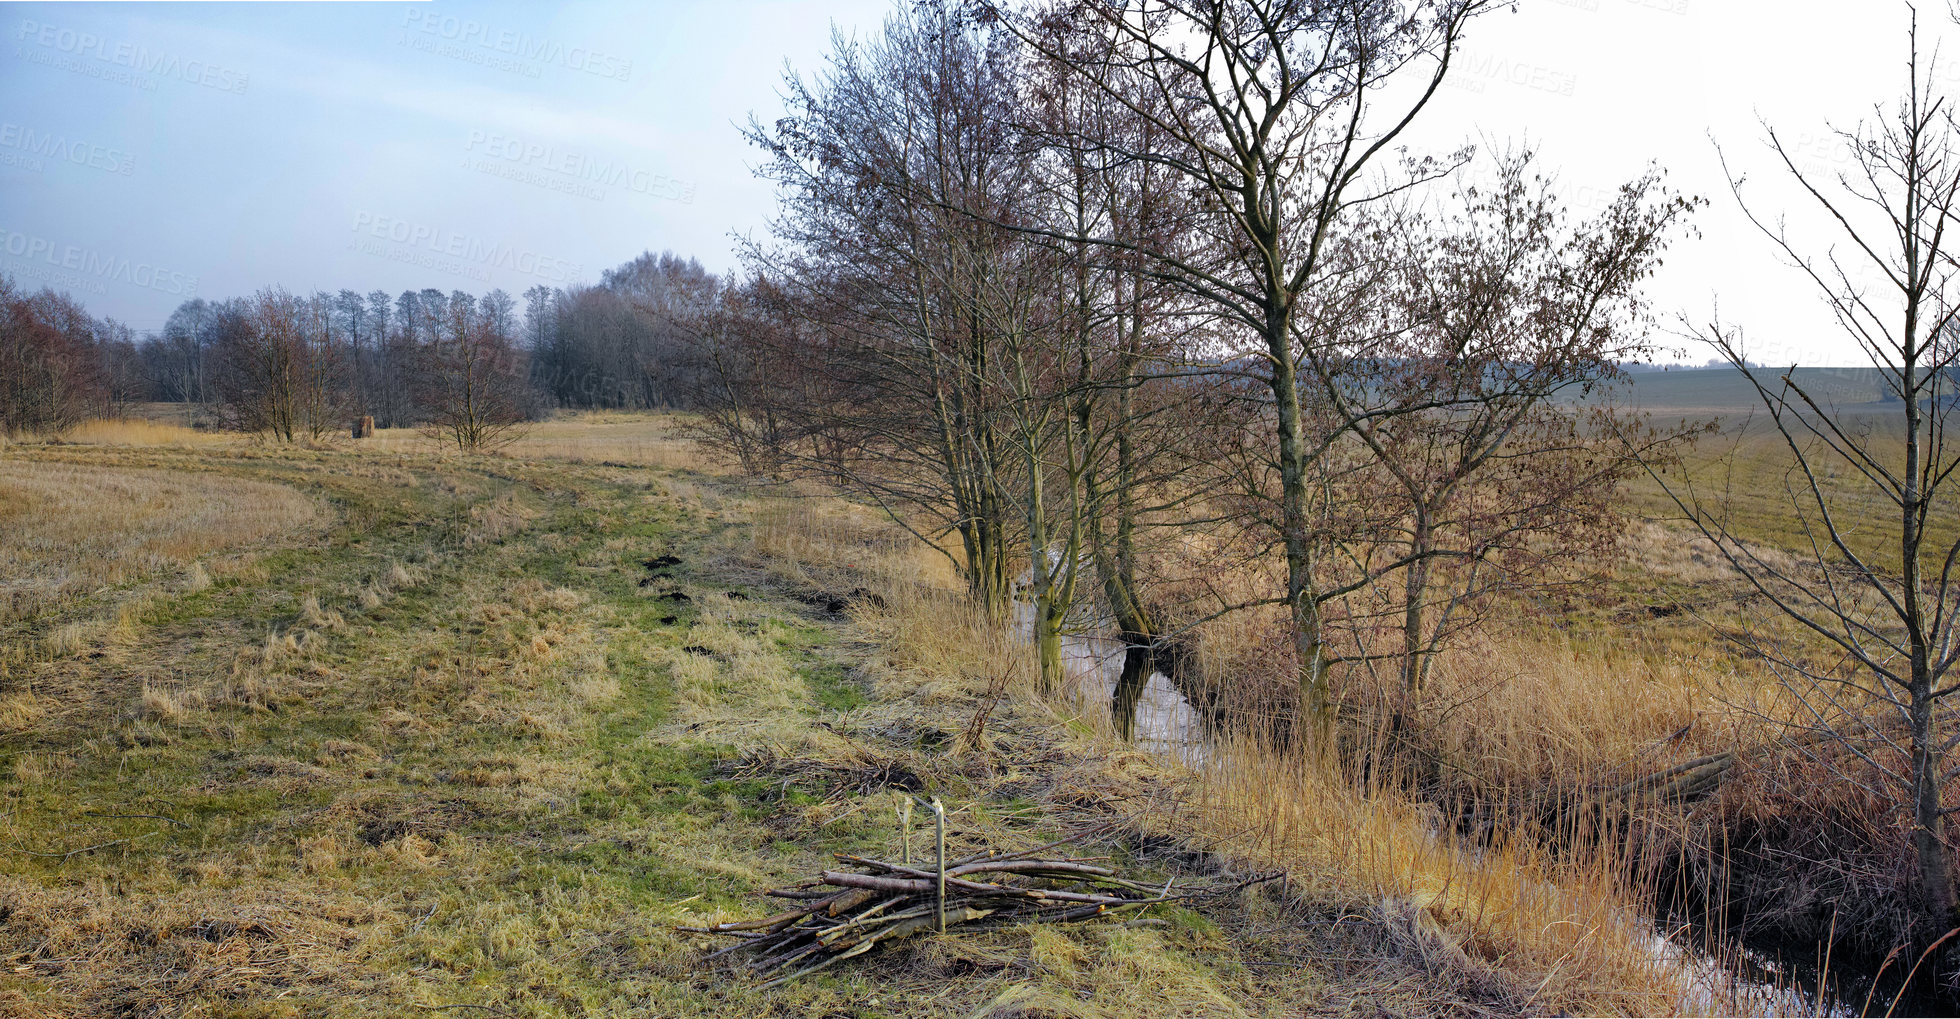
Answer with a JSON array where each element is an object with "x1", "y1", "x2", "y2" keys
[{"x1": 680, "y1": 844, "x2": 1192, "y2": 987}]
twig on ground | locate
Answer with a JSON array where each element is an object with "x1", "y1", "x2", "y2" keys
[
  {"x1": 679, "y1": 834, "x2": 1282, "y2": 986},
  {"x1": 84, "y1": 811, "x2": 191, "y2": 828},
  {"x1": 6, "y1": 836, "x2": 143, "y2": 860}
]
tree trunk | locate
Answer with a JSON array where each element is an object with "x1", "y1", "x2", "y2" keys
[
  {"x1": 1908, "y1": 670, "x2": 1955, "y2": 929},
  {"x1": 1025, "y1": 426, "x2": 1065, "y2": 695},
  {"x1": 1086, "y1": 305, "x2": 1156, "y2": 737},
  {"x1": 1268, "y1": 307, "x2": 1330, "y2": 742},
  {"x1": 1111, "y1": 644, "x2": 1154, "y2": 742},
  {"x1": 1400, "y1": 507, "x2": 1432, "y2": 700},
  {"x1": 1035, "y1": 607, "x2": 1064, "y2": 696},
  {"x1": 1901, "y1": 291, "x2": 1956, "y2": 938}
]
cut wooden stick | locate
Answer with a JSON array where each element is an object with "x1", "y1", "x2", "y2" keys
[{"x1": 679, "y1": 840, "x2": 1220, "y2": 986}]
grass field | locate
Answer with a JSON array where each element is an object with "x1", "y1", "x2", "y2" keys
[
  {"x1": 1617, "y1": 410, "x2": 1955, "y2": 585},
  {"x1": 6, "y1": 414, "x2": 1643, "y2": 1018},
  {"x1": 1611, "y1": 366, "x2": 1895, "y2": 416},
  {"x1": 363, "y1": 411, "x2": 699, "y2": 469},
  {"x1": 0, "y1": 459, "x2": 319, "y2": 628},
  {"x1": 9, "y1": 407, "x2": 1917, "y2": 1016}
]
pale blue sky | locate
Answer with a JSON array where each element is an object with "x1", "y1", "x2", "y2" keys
[
  {"x1": 0, "y1": 1, "x2": 1949, "y2": 363},
  {"x1": 1, "y1": 0, "x2": 891, "y2": 332}
]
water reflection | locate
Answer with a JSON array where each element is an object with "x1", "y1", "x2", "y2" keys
[
  {"x1": 1039, "y1": 609, "x2": 1854, "y2": 1016},
  {"x1": 1055, "y1": 624, "x2": 1208, "y2": 763}
]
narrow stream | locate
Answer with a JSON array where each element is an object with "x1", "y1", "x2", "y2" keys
[
  {"x1": 1036, "y1": 612, "x2": 1862, "y2": 1015},
  {"x1": 1054, "y1": 624, "x2": 1208, "y2": 764}
]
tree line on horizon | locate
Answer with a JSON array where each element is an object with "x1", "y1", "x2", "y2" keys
[{"x1": 0, "y1": 249, "x2": 730, "y2": 446}]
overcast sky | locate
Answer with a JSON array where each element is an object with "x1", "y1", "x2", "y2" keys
[{"x1": 0, "y1": 1, "x2": 1948, "y2": 365}]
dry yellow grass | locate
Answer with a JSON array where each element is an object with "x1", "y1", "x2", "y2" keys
[
  {"x1": 749, "y1": 494, "x2": 962, "y2": 600},
  {"x1": 0, "y1": 459, "x2": 319, "y2": 625},
  {"x1": 360, "y1": 411, "x2": 700, "y2": 468},
  {"x1": 5, "y1": 430, "x2": 1323, "y2": 1017},
  {"x1": 745, "y1": 490, "x2": 1799, "y2": 1015},
  {"x1": 500, "y1": 411, "x2": 698, "y2": 467},
  {"x1": 0, "y1": 410, "x2": 1836, "y2": 1014},
  {"x1": 60, "y1": 417, "x2": 236, "y2": 447},
  {"x1": 10, "y1": 409, "x2": 697, "y2": 465},
  {"x1": 0, "y1": 415, "x2": 236, "y2": 450}
]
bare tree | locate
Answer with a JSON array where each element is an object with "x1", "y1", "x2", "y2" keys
[
  {"x1": 1655, "y1": 15, "x2": 1960, "y2": 940},
  {"x1": 740, "y1": 2, "x2": 1036, "y2": 616},
  {"x1": 678, "y1": 275, "x2": 796, "y2": 476},
  {"x1": 479, "y1": 289, "x2": 516, "y2": 340},
  {"x1": 336, "y1": 289, "x2": 373, "y2": 417},
  {"x1": 1337, "y1": 154, "x2": 1696, "y2": 703},
  {"x1": 413, "y1": 310, "x2": 531, "y2": 452},
  {"x1": 1024, "y1": 39, "x2": 1234, "y2": 705},
  {"x1": 989, "y1": 0, "x2": 1494, "y2": 735},
  {"x1": 213, "y1": 288, "x2": 311, "y2": 441},
  {"x1": 159, "y1": 298, "x2": 217, "y2": 404},
  {"x1": 0, "y1": 275, "x2": 109, "y2": 436},
  {"x1": 94, "y1": 317, "x2": 145, "y2": 410},
  {"x1": 298, "y1": 292, "x2": 348, "y2": 440}
]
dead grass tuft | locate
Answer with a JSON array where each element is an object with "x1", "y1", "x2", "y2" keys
[
  {"x1": 0, "y1": 691, "x2": 44, "y2": 733},
  {"x1": 462, "y1": 489, "x2": 537, "y2": 547},
  {"x1": 138, "y1": 682, "x2": 198, "y2": 722}
]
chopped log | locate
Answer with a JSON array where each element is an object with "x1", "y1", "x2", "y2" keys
[{"x1": 1603, "y1": 751, "x2": 1736, "y2": 805}]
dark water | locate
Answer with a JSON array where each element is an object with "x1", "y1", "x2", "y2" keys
[
  {"x1": 1052, "y1": 624, "x2": 1957, "y2": 1016},
  {"x1": 1055, "y1": 627, "x2": 1207, "y2": 763},
  {"x1": 1653, "y1": 894, "x2": 1959, "y2": 1017}
]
